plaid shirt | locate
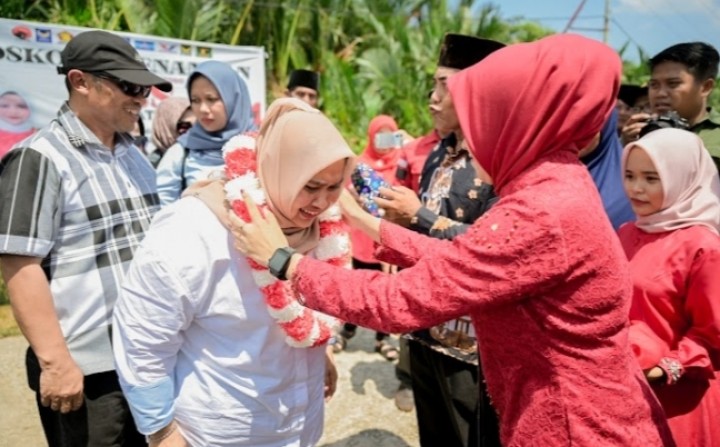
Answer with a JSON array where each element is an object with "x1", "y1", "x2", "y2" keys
[{"x1": 0, "y1": 103, "x2": 159, "y2": 375}]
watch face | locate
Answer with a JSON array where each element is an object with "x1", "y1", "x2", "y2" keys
[{"x1": 269, "y1": 247, "x2": 296, "y2": 280}]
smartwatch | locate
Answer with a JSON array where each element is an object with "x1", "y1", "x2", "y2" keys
[{"x1": 268, "y1": 247, "x2": 297, "y2": 281}]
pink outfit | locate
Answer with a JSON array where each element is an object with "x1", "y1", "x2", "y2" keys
[
  {"x1": 622, "y1": 225, "x2": 720, "y2": 447},
  {"x1": 0, "y1": 128, "x2": 34, "y2": 158},
  {"x1": 398, "y1": 130, "x2": 439, "y2": 193},
  {"x1": 292, "y1": 34, "x2": 674, "y2": 446},
  {"x1": 621, "y1": 128, "x2": 720, "y2": 447},
  {"x1": 351, "y1": 115, "x2": 403, "y2": 263}
]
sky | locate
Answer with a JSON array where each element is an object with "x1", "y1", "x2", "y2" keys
[{"x1": 488, "y1": 0, "x2": 720, "y2": 61}]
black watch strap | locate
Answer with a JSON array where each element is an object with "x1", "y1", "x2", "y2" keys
[{"x1": 268, "y1": 247, "x2": 297, "y2": 281}]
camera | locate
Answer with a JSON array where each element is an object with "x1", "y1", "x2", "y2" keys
[{"x1": 638, "y1": 111, "x2": 690, "y2": 139}]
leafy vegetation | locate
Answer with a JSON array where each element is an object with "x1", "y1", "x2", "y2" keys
[
  {"x1": 2, "y1": 0, "x2": 557, "y2": 148},
  {"x1": 3, "y1": 0, "x2": 718, "y2": 147}
]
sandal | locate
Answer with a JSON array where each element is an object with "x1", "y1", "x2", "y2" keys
[
  {"x1": 339, "y1": 327, "x2": 356, "y2": 340},
  {"x1": 331, "y1": 334, "x2": 347, "y2": 353},
  {"x1": 375, "y1": 340, "x2": 399, "y2": 361}
]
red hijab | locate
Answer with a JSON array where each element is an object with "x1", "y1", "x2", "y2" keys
[
  {"x1": 448, "y1": 34, "x2": 621, "y2": 193},
  {"x1": 358, "y1": 114, "x2": 402, "y2": 184}
]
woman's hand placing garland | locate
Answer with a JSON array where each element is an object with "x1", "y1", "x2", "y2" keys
[{"x1": 228, "y1": 191, "x2": 291, "y2": 268}]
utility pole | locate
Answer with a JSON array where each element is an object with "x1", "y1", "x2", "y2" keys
[
  {"x1": 603, "y1": 0, "x2": 611, "y2": 43},
  {"x1": 563, "y1": 0, "x2": 588, "y2": 33}
]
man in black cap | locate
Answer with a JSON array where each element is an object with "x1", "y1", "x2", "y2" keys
[
  {"x1": 374, "y1": 33, "x2": 504, "y2": 447},
  {"x1": 0, "y1": 30, "x2": 171, "y2": 446},
  {"x1": 285, "y1": 69, "x2": 320, "y2": 108}
]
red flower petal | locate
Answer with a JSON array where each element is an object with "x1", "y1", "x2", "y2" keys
[
  {"x1": 313, "y1": 322, "x2": 332, "y2": 347},
  {"x1": 319, "y1": 220, "x2": 347, "y2": 237},
  {"x1": 231, "y1": 201, "x2": 251, "y2": 222},
  {"x1": 263, "y1": 282, "x2": 289, "y2": 309},
  {"x1": 225, "y1": 148, "x2": 257, "y2": 177},
  {"x1": 247, "y1": 258, "x2": 267, "y2": 271},
  {"x1": 280, "y1": 309, "x2": 314, "y2": 340}
]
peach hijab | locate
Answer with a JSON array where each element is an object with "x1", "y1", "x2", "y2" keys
[
  {"x1": 257, "y1": 98, "x2": 354, "y2": 253},
  {"x1": 622, "y1": 128, "x2": 720, "y2": 234}
]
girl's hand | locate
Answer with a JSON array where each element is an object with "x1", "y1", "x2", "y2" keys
[{"x1": 644, "y1": 366, "x2": 665, "y2": 382}]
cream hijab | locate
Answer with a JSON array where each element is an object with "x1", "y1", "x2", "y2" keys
[
  {"x1": 257, "y1": 98, "x2": 354, "y2": 253},
  {"x1": 622, "y1": 128, "x2": 720, "y2": 234}
]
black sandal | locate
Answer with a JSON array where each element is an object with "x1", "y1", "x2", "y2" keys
[{"x1": 340, "y1": 327, "x2": 356, "y2": 340}]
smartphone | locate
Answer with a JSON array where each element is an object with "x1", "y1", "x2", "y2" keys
[
  {"x1": 374, "y1": 132, "x2": 396, "y2": 149},
  {"x1": 351, "y1": 163, "x2": 390, "y2": 217}
]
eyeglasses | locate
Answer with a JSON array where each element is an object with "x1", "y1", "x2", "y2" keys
[
  {"x1": 90, "y1": 72, "x2": 152, "y2": 98},
  {"x1": 176, "y1": 120, "x2": 193, "y2": 135}
]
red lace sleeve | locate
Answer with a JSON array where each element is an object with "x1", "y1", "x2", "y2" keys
[
  {"x1": 293, "y1": 202, "x2": 570, "y2": 334},
  {"x1": 373, "y1": 220, "x2": 450, "y2": 268}
]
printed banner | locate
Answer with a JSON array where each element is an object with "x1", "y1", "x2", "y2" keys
[{"x1": 0, "y1": 18, "x2": 266, "y2": 154}]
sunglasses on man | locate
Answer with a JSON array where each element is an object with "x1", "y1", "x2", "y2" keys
[{"x1": 89, "y1": 72, "x2": 152, "y2": 98}]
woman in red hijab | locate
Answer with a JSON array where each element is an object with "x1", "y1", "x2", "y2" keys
[
  {"x1": 231, "y1": 34, "x2": 675, "y2": 446},
  {"x1": 341, "y1": 115, "x2": 404, "y2": 359},
  {"x1": 350, "y1": 114, "x2": 403, "y2": 266}
]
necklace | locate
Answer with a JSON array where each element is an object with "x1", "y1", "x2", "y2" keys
[{"x1": 222, "y1": 133, "x2": 350, "y2": 347}]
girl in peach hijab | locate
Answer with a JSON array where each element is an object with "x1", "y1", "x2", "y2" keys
[{"x1": 622, "y1": 128, "x2": 720, "y2": 447}]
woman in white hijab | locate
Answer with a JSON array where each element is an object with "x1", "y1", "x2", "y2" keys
[{"x1": 621, "y1": 128, "x2": 720, "y2": 447}]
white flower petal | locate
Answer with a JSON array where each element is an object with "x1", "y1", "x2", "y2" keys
[
  {"x1": 251, "y1": 270, "x2": 276, "y2": 288},
  {"x1": 222, "y1": 134, "x2": 256, "y2": 156},
  {"x1": 314, "y1": 234, "x2": 351, "y2": 260},
  {"x1": 225, "y1": 176, "x2": 266, "y2": 205},
  {"x1": 266, "y1": 299, "x2": 305, "y2": 323},
  {"x1": 319, "y1": 204, "x2": 342, "y2": 222}
]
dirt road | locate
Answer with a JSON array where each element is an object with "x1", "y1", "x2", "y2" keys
[{"x1": 0, "y1": 330, "x2": 418, "y2": 447}]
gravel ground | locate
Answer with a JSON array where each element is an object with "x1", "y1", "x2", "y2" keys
[{"x1": 0, "y1": 330, "x2": 419, "y2": 447}]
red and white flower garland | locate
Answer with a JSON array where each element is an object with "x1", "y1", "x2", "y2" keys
[{"x1": 222, "y1": 133, "x2": 351, "y2": 348}]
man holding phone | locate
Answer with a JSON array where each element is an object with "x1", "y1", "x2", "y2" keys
[{"x1": 374, "y1": 33, "x2": 504, "y2": 447}]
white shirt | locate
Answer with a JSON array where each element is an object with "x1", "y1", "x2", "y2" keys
[{"x1": 113, "y1": 197, "x2": 326, "y2": 446}]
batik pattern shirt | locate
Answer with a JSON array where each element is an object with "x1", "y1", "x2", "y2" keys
[{"x1": 408, "y1": 133, "x2": 495, "y2": 364}]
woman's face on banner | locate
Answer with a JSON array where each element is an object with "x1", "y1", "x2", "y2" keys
[{"x1": 0, "y1": 93, "x2": 31, "y2": 126}]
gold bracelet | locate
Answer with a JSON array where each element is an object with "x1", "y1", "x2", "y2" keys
[{"x1": 148, "y1": 421, "x2": 177, "y2": 443}]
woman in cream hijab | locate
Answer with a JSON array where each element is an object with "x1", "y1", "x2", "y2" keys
[{"x1": 112, "y1": 98, "x2": 354, "y2": 446}]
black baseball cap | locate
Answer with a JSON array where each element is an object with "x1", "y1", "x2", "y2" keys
[{"x1": 57, "y1": 30, "x2": 172, "y2": 92}]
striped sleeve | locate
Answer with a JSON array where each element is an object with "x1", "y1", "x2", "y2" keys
[{"x1": 0, "y1": 148, "x2": 62, "y2": 257}]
